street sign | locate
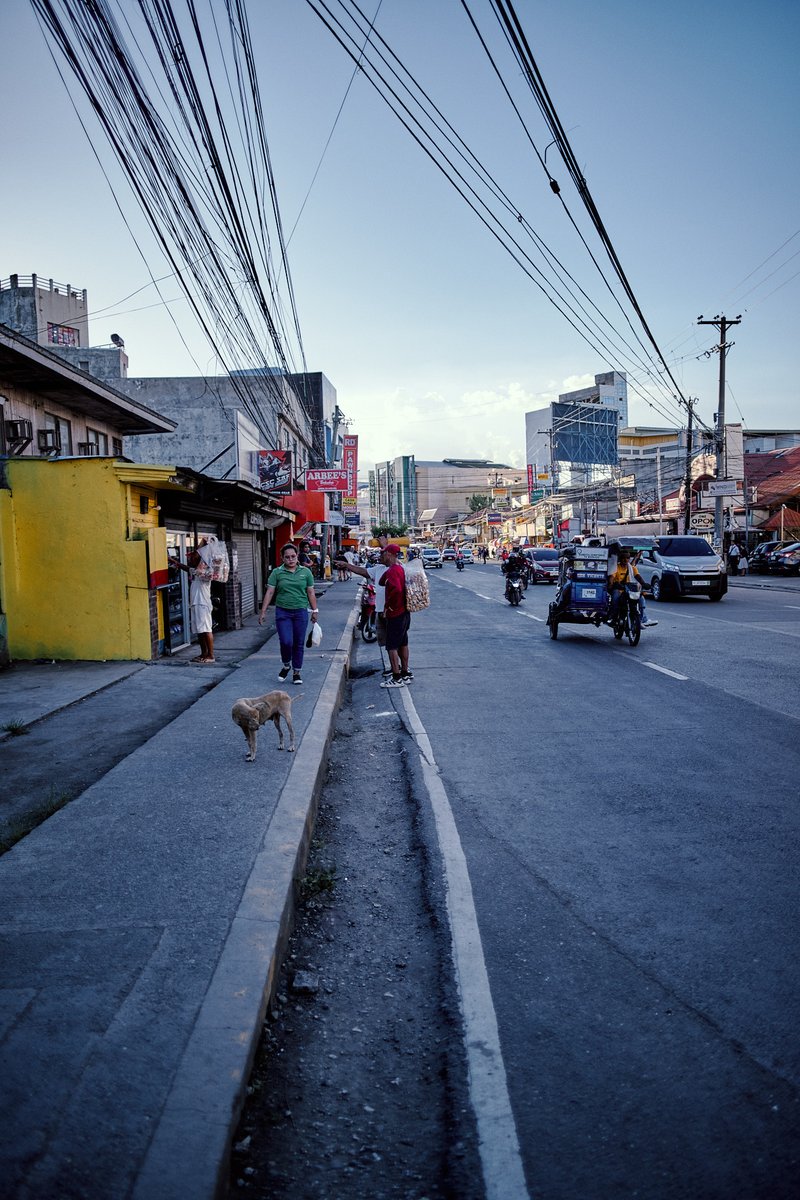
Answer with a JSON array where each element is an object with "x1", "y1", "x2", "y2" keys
[
  {"x1": 691, "y1": 512, "x2": 714, "y2": 530},
  {"x1": 530, "y1": 489, "x2": 544, "y2": 501},
  {"x1": 706, "y1": 479, "x2": 744, "y2": 498}
]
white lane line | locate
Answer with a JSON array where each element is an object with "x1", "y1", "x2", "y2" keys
[
  {"x1": 641, "y1": 661, "x2": 689, "y2": 680},
  {"x1": 517, "y1": 610, "x2": 545, "y2": 622},
  {"x1": 399, "y1": 688, "x2": 530, "y2": 1200},
  {"x1": 785, "y1": 605, "x2": 800, "y2": 610}
]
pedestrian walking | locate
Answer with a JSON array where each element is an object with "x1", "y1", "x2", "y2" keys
[
  {"x1": 258, "y1": 543, "x2": 318, "y2": 685},
  {"x1": 379, "y1": 543, "x2": 412, "y2": 688},
  {"x1": 728, "y1": 541, "x2": 741, "y2": 575},
  {"x1": 738, "y1": 553, "x2": 749, "y2": 576}
]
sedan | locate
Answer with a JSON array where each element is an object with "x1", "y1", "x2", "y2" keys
[
  {"x1": 442, "y1": 547, "x2": 457, "y2": 561},
  {"x1": 769, "y1": 541, "x2": 800, "y2": 575},
  {"x1": 749, "y1": 541, "x2": 791, "y2": 574}
]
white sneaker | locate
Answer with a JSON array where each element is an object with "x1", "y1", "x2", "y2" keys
[
  {"x1": 642, "y1": 619, "x2": 658, "y2": 627},
  {"x1": 380, "y1": 676, "x2": 405, "y2": 688}
]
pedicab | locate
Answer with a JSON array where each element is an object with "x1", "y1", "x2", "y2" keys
[{"x1": 546, "y1": 543, "x2": 642, "y2": 646}]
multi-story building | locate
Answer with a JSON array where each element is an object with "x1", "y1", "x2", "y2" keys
[{"x1": 525, "y1": 371, "x2": 628, "y2": 486}]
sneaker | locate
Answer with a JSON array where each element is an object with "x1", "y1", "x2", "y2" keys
[
  {"x1": 380, "y1": 676, "x2": 405, "y2": 688},
  {"x1": 278, "y1": 665, "x2": 291, "y2": 681},
  {"x1": 293, "y1": 671, "x2": 303, "y2": 685},
  {"x1": 400, "y1": 671, "x2": 414, "y2": 682},
  {"x1": 382, "y1": 667, "x2": 394, "y2": 677},
  {"x1": 642, "y1": 619, "x2": 659, "y2": 627}
]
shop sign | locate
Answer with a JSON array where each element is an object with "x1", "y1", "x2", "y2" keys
[
  {"x1": 343, "y1": 435, "x2": 358, "y2": 498},
  {"x1": 706, "y1": 479, "x2": 744, "y2": 499},
  {"x1": 691, "y1": 512, "x2": 715, "y2": 530},
  {"x1": 257, "y1": 449, "x2": 292, "y2": 494},
  {"x1": 488, "y1": 511, "x2": 503, "y2": 525},
  {"x1": 306, "y1": 468, "x2": 349, "y2": 492}
]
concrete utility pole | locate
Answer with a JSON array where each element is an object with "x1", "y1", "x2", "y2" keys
[
  {"x1": 698, "y1": 315, "x2": 741, "y2": 544},
  {"x1": 683, "y1": 397, "x2": 696, "y2": 534}
]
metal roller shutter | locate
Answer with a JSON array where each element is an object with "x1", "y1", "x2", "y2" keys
[{"x1": 236, "y1": 532, "x2": 257, "y2": 616}]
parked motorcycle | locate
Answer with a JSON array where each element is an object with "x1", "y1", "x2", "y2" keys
[
  {"x1": 358, "y1": 581, "x2": 377, "y2": 642},
  {"x1": 505, "y1": 572, "x2": 524, "y2": 606}
]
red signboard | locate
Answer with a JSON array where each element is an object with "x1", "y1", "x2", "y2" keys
[
  {"x1": 527, "y1": 464, "x2": 534, "y2": 494},
  {"x1": 305, "y1": 468, "x2": 349, "y2": 492},
  {"x1": 342, "y1": 434, "x2": 359, "y2": 498}
]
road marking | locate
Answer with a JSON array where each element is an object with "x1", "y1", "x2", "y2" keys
[
  {"x1": 785, "y1": 605, "x2": 800, "y2": 610},
  {"x1": 517, "y1": 610, "x2": 545, "y2": 622},
  {"x1": 641, "y1": 661, "x2": 689, "y2": 680},
  {"x1": 398, "y1": 688, "x2": 530, "y2": 1200}
]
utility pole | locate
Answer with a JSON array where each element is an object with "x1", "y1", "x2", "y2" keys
[
  {"x1": 656, "y1": 446, "x2": 663, "y2": 535},
  {"x1": 683, "y1": 397, "x2": 696, "y2": 534},
  {"x1": 698, "y1": 315, "x2": 741, "y2": 545}
]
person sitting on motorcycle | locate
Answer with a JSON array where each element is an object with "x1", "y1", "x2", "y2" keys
[
  {"x1": 608, "y1": 549, "x2": 646, "y2": 623},
  {"x1": 631, "y1": 551, "x2": 658, "y2": 627},
  {"x1": 502, "y1": 547, "x2": 527, "y2": 598}
]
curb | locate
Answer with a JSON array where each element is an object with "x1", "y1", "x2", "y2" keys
[{"x1": 132, "y1": 597, "x2": 360, "y2": 1200}]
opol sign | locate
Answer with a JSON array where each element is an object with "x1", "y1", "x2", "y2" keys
[{"x1": 691, "y1": 512, "x2": 714, "y2": 530}]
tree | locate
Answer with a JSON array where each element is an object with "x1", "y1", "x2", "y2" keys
[{"x1": 468, "y1": 494, "x2": 490, "y2": 512}]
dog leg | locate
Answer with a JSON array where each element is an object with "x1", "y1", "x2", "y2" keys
[
  {"x1": 272, "y1": 713, "x2": 285, "y2": 751},
  {"x1": 284, "y1": 709, "x2": 295, "y2": 753},
  {"x1": 246, "y1": 725, "x2": 257, "y2": 762}
]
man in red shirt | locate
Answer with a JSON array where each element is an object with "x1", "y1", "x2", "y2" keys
[{"x1": 379, "y1": 543, "x2": 411, "y2": 688}]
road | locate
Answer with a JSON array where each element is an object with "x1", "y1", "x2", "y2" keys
[{"x1": 396, "y1": 564, "x2": 800, "y2": 1199}]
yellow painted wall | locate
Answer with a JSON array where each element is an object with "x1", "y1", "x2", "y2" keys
[{"x1": 0, "y1": 458, "x2": 154, "y2": 660}]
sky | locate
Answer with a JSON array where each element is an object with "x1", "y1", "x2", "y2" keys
[{"x1": 1, "y1": 0, "x2": 798, "y2": 471}]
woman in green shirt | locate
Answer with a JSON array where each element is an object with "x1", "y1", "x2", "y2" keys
[{"x1": 258, "y1": 543, "x2": 318, "y2": 684}]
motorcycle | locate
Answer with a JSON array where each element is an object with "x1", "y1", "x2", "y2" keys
[
  {"x1": 610, "y1": 581, "x2": 642, "y2": 647},
  {"x1": 455, "y1": 557, "x2": 465, "y2": 572},
  {"x1": 357, "y1": 581, "x2": 377, "y2": 642},
  {"x1": 504, "y1": 571, "x2": 524, "y2": 606}
]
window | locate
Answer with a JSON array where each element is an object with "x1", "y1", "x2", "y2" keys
[
  {"x1": 86, "y1": 427, "x2": 108, "y2": 455},
  {"x1": 47, "y1": 322, "x2": 80, "y2": 347},
  {"x1": 112, "y1": 436, "x2": 123, "y2": 456},
  {"x1": 44, "y1": 412, "x2": 72, "y2": 455}
]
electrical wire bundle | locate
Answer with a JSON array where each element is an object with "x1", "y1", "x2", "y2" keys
[
  {"x1": 30, "y1": 0, "x2": 317, "y2": 455},
  {"x1": 302, "y1": 0, "x2": 716, "y2": 442}
]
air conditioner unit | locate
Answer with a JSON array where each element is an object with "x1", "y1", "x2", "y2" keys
[
  {"x1": 5, "y1": 419, "x2": 33, "y2": 442},
  {"x1": 37, "y1": 428, "x2": 62, "y2": 453},
  {"x1": 77, "y1": 442, "x2": 99, "y2": 456}
]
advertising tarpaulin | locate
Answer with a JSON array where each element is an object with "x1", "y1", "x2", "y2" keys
[
  {"x1": 342, "y1": 434, "x2": 359, "y2": 498},
  {"x1": 257, "y1": 449, "x2": 292, "y2": 494},
  {"x1": 305, "y1": 468, "x2": 349, "y2": 492}
]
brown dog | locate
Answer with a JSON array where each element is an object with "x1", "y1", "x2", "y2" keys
[{"x1": 231, "y1": 691, "x2": 301, "y2": 760}]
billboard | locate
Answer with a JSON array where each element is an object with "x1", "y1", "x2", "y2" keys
[
  {"x1": 305, "y1": 468, "x2": 349, "y2": 492},
  {"x1": 552, "y1": 402, "x2": 617, "y2": 466},
  {"x1": 342, "y1": 434, "x2": 358, "y2": 499},
  {"x1": 257, "y1": 449, "x2": 292, "y2": 494}
]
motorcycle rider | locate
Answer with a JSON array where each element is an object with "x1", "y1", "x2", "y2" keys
[
  {"x1": 608, "y1": 547, "x2": 647, "y2": 624},
  {"x1": 502, "y1": 546, "x2": 527, "y2": 599},
  {"x1": 455, "y1": 546, "x2": 465, "y2": 570}
]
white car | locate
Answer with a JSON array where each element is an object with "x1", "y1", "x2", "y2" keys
[
  {"x1": 634, "y1": 535, "x2": 727, "y2": 602},
  {"x1": 420, "y1": 547, "x2": 443, "y2": 569}
]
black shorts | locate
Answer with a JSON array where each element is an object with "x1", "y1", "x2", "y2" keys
[
  {"x1": 385, "y1": 612, "x2": 411, "y2": 651},
  {"x1": 376, "y1": 612, "x2": 387, "y2": 647}
]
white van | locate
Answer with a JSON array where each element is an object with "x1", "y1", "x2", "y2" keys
[{"x1": 634, "y1": 535, "x2": 727, "y2": 602}]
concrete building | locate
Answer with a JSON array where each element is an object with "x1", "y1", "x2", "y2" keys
[{"x1": 0, "y1": 273, "x2": 128, "y2": 382}]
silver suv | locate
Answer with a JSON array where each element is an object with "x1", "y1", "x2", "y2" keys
[{"x1": 635, "y1": 535, "x2": 727, "y2": 602}]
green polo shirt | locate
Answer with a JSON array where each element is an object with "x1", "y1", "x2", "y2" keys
[{"x1": 268, "y1": 565, "x2": 315, "y2": 610}]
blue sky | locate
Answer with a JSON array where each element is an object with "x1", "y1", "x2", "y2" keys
[{"x1": 1, "y1": 0, "x2": 798, "y2": 470}]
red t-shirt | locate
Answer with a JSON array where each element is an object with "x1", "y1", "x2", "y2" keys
[{"x1": 379, "y1": 563, "x2": 407, "y2": 618}]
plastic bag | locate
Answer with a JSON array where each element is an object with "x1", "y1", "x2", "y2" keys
[
  {"x1": 404, "y1": 558, "x2": 430, "y2": 612},
  {"x1": 195, "y1": 536, "x2": 230, "y2": 583},
  {"x1": 306, "y1": 621, "x2": 323, "y2": 648}
]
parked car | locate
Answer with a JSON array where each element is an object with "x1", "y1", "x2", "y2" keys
[
  {"x1": 524, "y1": 547, "x2": 559, "y2": 583},
  {"x1": 634, "y1": 535, "x2": 727, "y2": 601},
  {"x1": 769, "y1": 541, "x2": 800, "y2": 575},
  {"x1": 750, "y1": 540, "x2": 793, "y2": 574},
  {"x1": 442, "y1": 547, "x2": 457, "y2": 561},
  {"x1": 420, "y1": 547, "x2": 443, "y2": 569}
]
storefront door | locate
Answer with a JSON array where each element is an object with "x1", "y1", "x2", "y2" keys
[{"x1": 163, "y1": 531, "x2": 191, "y2": 652}]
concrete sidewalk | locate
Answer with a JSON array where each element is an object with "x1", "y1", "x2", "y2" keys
[{"x1": 0, "y1": 581, "x2": 360, "y2": 1200}]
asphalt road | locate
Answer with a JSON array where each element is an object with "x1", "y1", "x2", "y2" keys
[{"x1": 394, "y1": 564, "x2": 800, "y2": 1200}]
